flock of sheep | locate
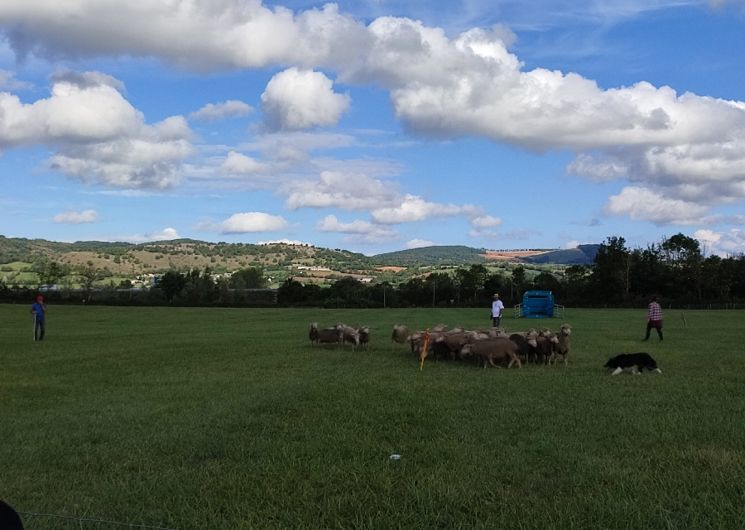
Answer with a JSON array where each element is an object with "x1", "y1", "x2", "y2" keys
[
  {"x1": 392, "y1": 323, "x2": 572, "y2": 369},
  {"x1": 308, "y1": 321, "x2": 572, "y2": 370},
  {"x1": 309, "y1": 322, "x2": 371, "y2": 350}
]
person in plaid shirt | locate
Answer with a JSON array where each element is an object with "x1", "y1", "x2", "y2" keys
[{"x1": 643, "y1": 296, "x2": 663, "y2": 341}]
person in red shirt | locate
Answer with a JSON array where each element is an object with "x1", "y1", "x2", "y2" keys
[
  {"x1": 643, "y1": 296, "x2": 663, "y2": 341},
  {"x1": 30, "y1": 294, "x2": 47, "y2": 341}
]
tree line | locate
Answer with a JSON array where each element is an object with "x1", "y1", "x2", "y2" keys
[
  {"x1": 276, "y1": 233, "x2": 745, "y2": 308},
  {"x1": 1, "y1": 233, "x2": 744, "y2": 308}
]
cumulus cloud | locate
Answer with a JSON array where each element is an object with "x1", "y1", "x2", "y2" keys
[
  {"x1": 198, "y1": 212, "x2": 288, "y2": 234},
  {"x1": 258, "y1": 238, "x2": 310, "y2": 245},
  {"x1": 4, "y1": 2, "x2": 745, "y2": 222},
  {"x1": 283, "y1": 170, "x2": 399, "y2": 210},
  {"x1": 468, "y1": 214, "x2": 502, "y2": 239},
  {"x1": 221, "y1": 151, "x2": 268, "y2": 174},
  {"x1": 317, "y1": 214, "x2": 397, "y2": 241},
  {"x1": 53, "y1": 209, "x2": 98, "y2": 224},
  {"x1": 117, "y1": 227, "x2": 180, "y2": 243},
  {"x1": 189, "y1": 100, "x2": 253, "y2": 121},
  {"x1": 604, "y1": 186, "x2": 709, "y2": 225},
  {"x1": 0, "y1": 2, "x2": 367, "y2": 70},
  {"x1": 261, "y1": 68, "x2": 350, "y2": 131},
  {"x1": 48, "y1": 116, "x2": 194, "y2": 189},
  {"x1": 0, "y1": 73, "x2": 142, "y2": 146},
  {"x1": 470, "y1": 214, "x2": 502, "y2": 229},
  {"x1": 566, "y1": 153, "x2": 629, "y2": 182},
  {"x1": 0, "y1": 72, "x2": 194, "y2": 189},
  {"x1": 406, "y1": 239, "x2": 434, "y2": 249},
  {"x1": 149, "y1": 227, "x2": 180, "y2": 240},
  {"x1": 695, "y1": 228, "x2": 745, "y2": 256},
  {"x1": 371, "y1": 194, "x2": 476, "y2": 224}
]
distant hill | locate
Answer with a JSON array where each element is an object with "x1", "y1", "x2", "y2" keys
[
  {"x1": 370, "y1": 245, "x2": 487, "y2": 266},
  {"x1": 521, "y1": 244, "x2": 600, "y2": 265},
  {"x1": 0, "y1": 236, "x2": 371, "y2": 276},
  {"x1": 0, "y1": 237, "x2": 600, "y2": 279},
  {"x1": 370, "y1": 245, "x2": 600, "y2": 266}
]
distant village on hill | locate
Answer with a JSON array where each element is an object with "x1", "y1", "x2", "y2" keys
[{"x1": 0, "y1": 235, "x2": 599, "y2": 290}]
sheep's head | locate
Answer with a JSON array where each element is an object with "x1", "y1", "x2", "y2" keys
[{"x1": 560, "y1": 324, "x2": 572, "y2": 336}]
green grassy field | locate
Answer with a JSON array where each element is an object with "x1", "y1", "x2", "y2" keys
[{"x1": 1, "y1": 304, "x2": 744, "y2": 529}]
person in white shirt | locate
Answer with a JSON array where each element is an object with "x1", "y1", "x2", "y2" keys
[{"x1": 491, "y1": 293, "x2": 504, "y2": 328}]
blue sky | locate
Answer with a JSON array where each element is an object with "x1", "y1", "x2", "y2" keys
[{"x1": 1, "y1": 0, "x2": 745, "y2": 256}]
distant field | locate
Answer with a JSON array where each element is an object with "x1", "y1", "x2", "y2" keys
[{"x1": 1, "y1": 304, "x2": 744, "y2": 529}]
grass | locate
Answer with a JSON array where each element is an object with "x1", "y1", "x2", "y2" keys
[{"x1": 1, "y1": 304, "x2": 744, "y2": 529}]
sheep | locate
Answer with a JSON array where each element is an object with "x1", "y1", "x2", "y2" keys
[
  {"x1": 432, "y1": 332, "x2": 469, "y2": 360},
  {"x1": 408, "y1": 331, "x2": 422, "y2": 355},
  {"x1": 391, "y1": 324, "x2": 410, "y2": 349},
  {"x1": 466, "y1": 330, "x2": 492, "y2": 342},
  {"x1": 309, "y1": 323, "x2": 342, "y2": 346},
  {"x1": 509, "y1": 331, "x2": 538, "y2": 364},
  {"x1": 460, "y1": 338, "x2": 522, "y2": 369},
  {"x1": 357, "y1": 326, "x2": 370, "y2": 350},
  {"x1": 552, "y1": 324, "x2": 571, "y2": 366},
  {"x1": 534, "y1": 329, "x2": 559, "y2": 365},
  {"x1": 338, "y1": 323, "x2": 361, "y2": 350},
  {"x1": 472, "y1": 328, "x2": 508, "y2": 339}
]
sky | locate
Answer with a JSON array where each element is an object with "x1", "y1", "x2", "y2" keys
[{"x1": 1, "y1": 1, "x2": 745, "y2": 256}]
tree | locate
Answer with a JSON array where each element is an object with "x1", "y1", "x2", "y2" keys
[
  {"x1": 229, "y1": 267, "x2": 267, "y2": 289},
  {"x1": 660, "y1": 233, "x2": 703, "y2": 300},
  {"x1": 424, "y1": 272, "x2": 455, "y2": 307},
  {"x1": 182, "y1": 268, "x2": 217, "y2": 305},
  {"x1": 591, "y1": 236, "x2": 631, "y2": 302},
  {"x1": 34, "y1": 258, "x2": 67, "y2": 288},
  {"x1": 77, "y1": 261, "x2": 102, "y2": 301},
  {"x1": 562, "y1": 265, "x2": 591, "y2": 305},
  {"x1": 455, "y1": 264, "x2": 488, "y2": 305},
  {"x1": 511, "y1": 266, "x2": 526, "y2": 295},
  {"x1": 327, "y1": 276, "x2": 366, "y2": 306},
  {"x1": 532, "y1": 271, "x2": 561, "y2": 292},
  {"x1": 158, "y1": 270, "x2": 186, "y2": 303}
]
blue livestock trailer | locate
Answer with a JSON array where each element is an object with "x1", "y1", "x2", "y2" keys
[{"x1": 515, "y1": 290, "x2": 562, "y2": 318}]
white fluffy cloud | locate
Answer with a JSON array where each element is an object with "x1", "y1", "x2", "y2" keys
[
  {"x1": 283, "y1": 171, "x2": 399, "y2": 210},
  {"x1": 221, "y1": 151, "x2": 268, "y2": 174},
  {"x1": 695, "y1": 228, "x2": 745, "y2": 256},
  {"x1": 406, "y1": 239, "x2": 434, "y2": 249},
  {"x1": 604, "y1": 186, "x2": 709, "y2": 225},
  {"x1": 199, "y1": 212, "x2": 288, "y2": 234},
  {"x1": 258, "y1": 238, "x2": 310, "y2": 245},
  {"x1": 0, "y1": 2, "x2": 365, "y2": 70},
  {"x1": 468, "y1": 214, "x2": 502, "y2": 238},
  {"x1": 371, "y1": 194, "x2": 476, "y2": 224},
  {"x1": 1, "y1": 72, "x2": 194, "y2": 189},
  {"x1": 3, "y1": 2, "x2": 745, "y2": 224},
  {"x1": 149, "y1": 227, "x2": 180, "y2": 241},
  {"x1": 261, "y1": 68, "x2": 350, "y2": 131},
  {"x1": 53, "y1": 209, "x2": 98, "y2": 224},
  {"x1": 48, "y1": 115, "x2": 193, "y2": 190},
  {"x1": 470, "y1": 215, "x2": 502, "y2": 229},
  {"x1": 189, "y1": 100, "x2": 253, "y2": 121},
  {"x1": 317, "y1": 214, "x2": 397, "y2": 241},
  {"x1": 0, "y1": 72, "x2": 141, "y2": 146},
  {"x1": 116, "y1": 227, "x2": 180, "y2": 243}
]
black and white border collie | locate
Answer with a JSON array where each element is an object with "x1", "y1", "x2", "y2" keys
[{"x1": 604, "y1": 352, "x2": 662, "y2": 375}]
